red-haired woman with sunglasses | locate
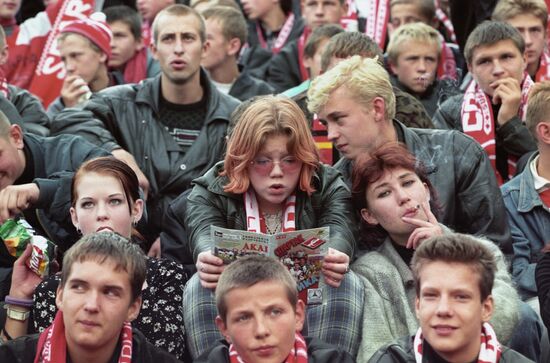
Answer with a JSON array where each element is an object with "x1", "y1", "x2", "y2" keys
[{"x1": 181, "y1": 95, "x2": 362, "y2": 360}]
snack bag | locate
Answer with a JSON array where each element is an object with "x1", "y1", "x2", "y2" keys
[
  {"x1": 0, "y1": 219, "x2": 32, "y2": 258},
  {"x1": 0, "y1": 219, "x2": 57, "y2": 277},
  {"x1": 26, "y1": 235, "x2": 57, "y2": 277}
]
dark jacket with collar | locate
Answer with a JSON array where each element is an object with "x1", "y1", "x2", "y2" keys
[
  {"x1": 195, "y1": 337, "x2": 354, "y2": 363},
  {"x1": 368, "y1": 335, "x2": 533, "y2": 363},
  {"x1": 335, "y1": 120, "x2": 512, "y2": 254},
  {"x1": 50, "y1": 70, "x2": 240, "y2": 236},
  {"x1": 0, "y1": 327, "x2": 182, "y2": 363},
  {"x1": 229, "y1": 70, "x2": 275, "y2": 101},
  {"x1": 432, "y1": 93, "x2": 537, "y2": 182},
  {"x1": 23, "y1": 133, "x2": 110, "y2": 253},
  {"x1": 183, "y1": 162, "x2": 356, "y2": 262}
]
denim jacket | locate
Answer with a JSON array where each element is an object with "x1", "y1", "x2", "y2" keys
[{"x1": 501, "y1": 152, "x2": 550, "y2": 299}]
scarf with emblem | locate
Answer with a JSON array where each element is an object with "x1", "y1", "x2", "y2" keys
[
  {"x1": 413, "y1": 322, "x2": 501, "y2": 363},
  {"x1": 461, "y1": 74, "x2": 533, "y2": 184},
  {"x1": 244, "y1": 188, "x2": 296, "y2": 233},
  {"x1": 229, "y1": 332, "x2": 308, "y2": 363},
  {"x1": 33, "y1": 310, "x2": 133, "y2": 363}
]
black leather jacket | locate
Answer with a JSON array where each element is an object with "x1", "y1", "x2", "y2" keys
[
  {"x1": 336, "y1": 121, "x2": 512, "y2": 254},
  {"x1": 51, "y1": 70, "x2": 240, "y2": 236},
  {"x1": 368, "y1": 335, "x2": 533, "y2": 363}
]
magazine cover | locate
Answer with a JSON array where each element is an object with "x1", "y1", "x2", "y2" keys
[{"x1": 211, "y1": 226, "x2": 329, "y2": 304}]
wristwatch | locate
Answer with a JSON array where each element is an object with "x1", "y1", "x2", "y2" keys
[{"x1": 4, "y1": 305, "x2": 30, "y2": 321}]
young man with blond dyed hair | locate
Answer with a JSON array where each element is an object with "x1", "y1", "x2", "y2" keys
[
  {"x1": 387, "y1": 22, "x2": 460, "y2": 117},
  {"x1": 501, "y1": 81, "x2": 550, "y2": 308},
  {"x1": 307, "y1": 55, "x2": 511, "y2": 253},
  {"x1": 492, "y1": 0, "x2": 549, "y2": 81}
]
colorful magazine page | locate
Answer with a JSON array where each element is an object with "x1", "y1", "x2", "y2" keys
[{"x1": 211, "y1": 225, "x2": 329, "y2": 305}]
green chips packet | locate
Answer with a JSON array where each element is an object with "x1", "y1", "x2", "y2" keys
[{"x1": 0, "y1": 219, "x2": 57, "y2": 277}]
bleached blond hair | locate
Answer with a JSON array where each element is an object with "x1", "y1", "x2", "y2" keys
[
  {"x1": 387, "y1": 22, "x2": 442, "y2": 64},
  {"x1": 307, "y1": 55, "x2": 396, "y2": 120}
]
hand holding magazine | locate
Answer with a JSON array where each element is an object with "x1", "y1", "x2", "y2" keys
[{"x1": 211, "y1": 225, "x2": 329, "y2": 305}]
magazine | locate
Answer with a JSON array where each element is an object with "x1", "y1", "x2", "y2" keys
[{"x1": 211, "y1": 225, "x2": 329, "y2": 305}]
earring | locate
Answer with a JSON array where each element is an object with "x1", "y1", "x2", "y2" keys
[
  {"x1": 76, "y1": 226, "x2": 81, "y2": 235},
  {"x1": 132, "y1": 219, "x2": 138, "y2": 227}
]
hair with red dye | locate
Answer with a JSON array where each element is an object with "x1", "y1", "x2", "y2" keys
[
  {"x1": 351, "y1": 143, "x2": 439, "y2": 245},
  {"x1": 222, "y1": 95, "x2": 319, "y2": 195}
]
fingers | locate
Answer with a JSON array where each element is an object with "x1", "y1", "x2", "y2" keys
[
  {"x1": 14, "y1": 243, "x2": 33, "y2": 267},
  {"x1": 322, "y1": 268, "x2": 345, "y2": 288},
  {"x1": 324, "y1": 247, "x2": 349, "y2": 264},
  {"x1": 197, "y1": 261, "x2": 225, "y2": 290},
  {"x1": 322, "y1": 250, "x2": 350, "y2": 288},
  {"x1": 421, "y1": 200, "x2": 438, "y2": 224}
]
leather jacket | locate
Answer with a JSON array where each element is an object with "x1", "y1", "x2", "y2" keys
[{"x1": 50, "y1": 70, "x2": 240, "y2": 236}]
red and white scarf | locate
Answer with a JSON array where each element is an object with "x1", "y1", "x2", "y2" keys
[
  {"x1": 413, "y1": 322, "x2": 502, "y2": 363},
  {"x1": 296, "y1": 27, "x2": 312, "y2": 82},
  {"x1": 535, "y1": 50, "x2": 550, "y2": 82},
  {"x1": 244, "y1": 188, "x2": 296, "y2": 233},
  {"x1": 461, "y1": 74, "x2": 533, "y2": 184},
  {"x1": 434, "y1": 0, "x2": 457, "y2": 43},
  {"x1": 363, "y1": 0, "x2": 389, "y2": 50},
  {"x1": 34, "y1": 310, "x2": 133, "y2": 363},
  {"x1": 256, "y1": 13, "x2": 295, "y2": 54},
  {"x1": 229, "y1": 332, "x2": 308, "y2": 363}
]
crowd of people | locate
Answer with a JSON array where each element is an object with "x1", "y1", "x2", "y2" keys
[{"x1": 0, "y1": 0, "x2": 548, "y2": 362}]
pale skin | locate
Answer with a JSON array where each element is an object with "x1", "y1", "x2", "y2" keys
[
  {"x1": 0, "y1": 183, "x2": 40, "y2": 223},
  {"x1": 59, "y1": 75, "x2": 91, "y2": 108},
  {"x1": 401, "y1": 200, "x2": 442, "y2": 249}
]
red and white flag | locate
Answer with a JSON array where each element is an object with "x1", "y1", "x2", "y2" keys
[{"x1": 4, "y1": 0, "x2": 95, "y2": 107}]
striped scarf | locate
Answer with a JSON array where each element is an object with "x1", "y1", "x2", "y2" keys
[{"x1": 229, "y1": 332, "x2": 308, "y2": 363}]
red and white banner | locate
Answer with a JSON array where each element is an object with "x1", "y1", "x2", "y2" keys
[{"x1": 5, "y1": 0, "x2": 95, "y2": 107}]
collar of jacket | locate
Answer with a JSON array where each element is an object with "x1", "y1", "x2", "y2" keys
[
  {"x1": 514, "y1": 151, "x2": 546, "y2": 213},
  {"x1": 134, "y1": 67, "x2": 236, "y2": 125}
]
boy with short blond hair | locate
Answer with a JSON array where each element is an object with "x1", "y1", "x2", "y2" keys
[
  {"x1": 388, "y1": 0, "x2": 464, "y2": 81},
  {"x1": 195, "y1": 254, "x2": 354, "y2": 362},
  {"x1": 387, "y1": 22, "x2": 460, "y2": 117},
  {"x1": 492, "y1": 0, "x2": 549, "y2": 81}
]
